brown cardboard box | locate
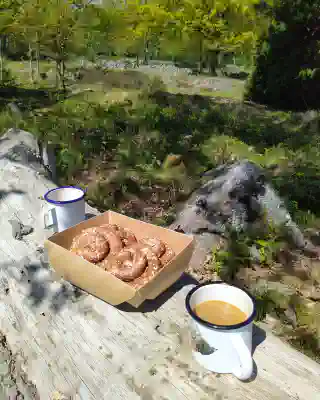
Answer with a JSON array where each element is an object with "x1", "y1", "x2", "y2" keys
[{"x1": 45, "y1": 211, "x2": 194, "y2": 307}]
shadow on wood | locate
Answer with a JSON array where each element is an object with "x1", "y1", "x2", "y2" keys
[
  {"x1": 238, "y1": 324, "x2": 267, "y2": 382},
  {"x1": 0, "y1": 254, "x2": 87, "y2": 312},
  {"x1": 0, "y1": 189, "x2": 25, "y2": 202},
  {"x1": 252, "y1": 324, "x2": 267, "y2": 355},
  {"x1": 0, "y1": 142, "x2": 41, "y2": 168},
  {"x1": 117, "y1": 273, "x2": 199, "y2": 313},
  {"x1": 0, "y1": 136, "x2": 9, "y2": 145}
]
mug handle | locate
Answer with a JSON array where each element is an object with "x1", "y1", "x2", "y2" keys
[
  {"x1": 231, "y1": 334, "x2": 253, "y2": 381},
  {"x1": 44, "y1": 208, "x2": 56, "y2": 229}
]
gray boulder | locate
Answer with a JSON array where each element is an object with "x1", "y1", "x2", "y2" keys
[{"x1": 172, "y1": 160, "x2": 319, "y2": 262}]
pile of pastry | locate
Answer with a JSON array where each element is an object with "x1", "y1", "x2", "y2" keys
[{"x1": 70, "y1": 223, "x2": 175, "y2": 288}]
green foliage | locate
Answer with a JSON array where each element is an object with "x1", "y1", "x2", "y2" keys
[
  {"x1": 0, "y1": 109, "x2": 15, "y2": 134},
  {"x1": 212, "y1": 232, "x2": 252, "y2": 280},
  {"x1": 10, "y1": 0, "x2": 120, "y2": 89},
  {"x1": 288, "y1": 329, "x2": 320, "y2": 363},
  {"x1": 122, "y1": 1, "x2": 174, "y2": 61},
  {"x1": 112, "y1": 0, "x2": 269, "y2": 70},
  {"x1": 172, "y1": 0, "x2": 269, "y2": 72},
  {"x1": 0, "y1": 62, "x2": 16, "y2": 86},
  {"x1": 2, "y1": 0, "x2": 269, "y2": 88},
  {"x1": 253, "y1": 287, "x2": 276, "y2": 322},
  {"x1": 139, "y1": 75, "x2": 167, "y2": 98},
  {"x1": 23, "y1": 99, "x2": 126, "y2": 173},
  {"x1": 78, "y1": 3, "x2": 123, "y2": 60},
  {"x1": 202, "y1": 135, "x2": 264, "y2": 167},
  {"x1": 272, "y1": 156, "x2": 320, "y2": 217},
  {"x1": 86, "y1": 181, "x2": 116, "y2": 211},
  {"x1": 211, "y1": 220, "x2": 285, "y2": 280},
  {"x1": 246, "y1": 0, "x2": 320, "y2": 110}
]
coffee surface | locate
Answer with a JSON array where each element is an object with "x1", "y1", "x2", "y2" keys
[{"x1": 194, "y1": 300, "x2": 247, "y2": 326}]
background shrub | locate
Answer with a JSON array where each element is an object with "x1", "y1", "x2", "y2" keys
[{"x1": 245, "y1": 0, "x2": 320, "y2": 111}]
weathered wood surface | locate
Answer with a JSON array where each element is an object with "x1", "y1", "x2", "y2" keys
[{"x1": 0, "y1": 130, "x2": 320, "y2": 400}]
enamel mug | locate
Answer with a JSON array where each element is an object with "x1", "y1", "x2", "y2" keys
[
  {"x1": 186, "y1": 282, "x2": 256, "y2": 381},
  {"x1": 44, "y1": 186, "x2": 86, "y2": 232}
]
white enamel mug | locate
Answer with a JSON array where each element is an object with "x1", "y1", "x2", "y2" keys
[
  {"x1": 44, "y1": 186, "x2": 86, "y2": 232},
  {"x1": 186, "y1": 282, "x2": 256, "y2": 381}
]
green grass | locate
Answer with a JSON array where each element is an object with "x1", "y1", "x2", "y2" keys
[
  {"x1": 6, "y1": 60, "x2": 56, "y2": 87},
  {"x1": 199, "y1": 84, "x2": 245, "y2": 100},
  {"x1": 6, "y1": 60, "x2": 246, "y2": 101}
]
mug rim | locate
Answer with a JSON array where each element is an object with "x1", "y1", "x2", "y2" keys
[
  {"x1": 44, "y1": 186, "x2": 86, "y2": 205},
  {"x1": 185, "y1": 281, "x2": 256, "y2": 330}
]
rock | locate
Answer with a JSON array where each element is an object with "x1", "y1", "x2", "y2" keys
[
  {"x1": 301, "y1": 243, "x2": 320, "y2": 259},
  {"x1": 177, "y1": 160, "x2": 312, "y2": 255},
  {"x1": 200, "y1": 161, "x2": 266, "y2": 215},
  {"x1": 304, "y1": 228, "x2": 320, "y2": 246},
  {"x1": 171, "y1": 160, "x2": 318, "y2": 280},
  {"x1": 174, "y1": 160, "x2": 267, "y2": 236}
]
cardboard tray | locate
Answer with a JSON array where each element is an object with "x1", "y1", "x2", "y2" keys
[{"x1": 45, "y1": 211, "x2": 195, "y2": 308}]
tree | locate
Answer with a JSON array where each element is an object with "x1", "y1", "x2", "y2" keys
[
  {"x1": 10, "y1": 0, "x2": 47, "y2": 83},
  {"x1": 246, "y1": 0, "x2": 320, "y2": 110},
  {"x1": 79, "y1": 2, "x2": 124, "y2": 61},
  {"x1": 0, "y1": 0, "x2": 22, "y2": 82},
  {"x1": 13, "y1": 0, "x2": 93, "y2": 90},
  {"x1": 41, "y1": 0, "x2": 85, "y2": 90},
  {"x1": 173, "y1": 0, "x2": 269, "y2": 73},
  {"x1": 119, "y1": 1, "x2": 174, "y2": 64}
]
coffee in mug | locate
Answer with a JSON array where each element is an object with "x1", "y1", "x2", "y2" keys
[
  {"x1": 186, "y1": 281, "x2": 256, "y2": 381},
  {"x1": 194, "y1": 300, "x2": 247, "y2": 326}
]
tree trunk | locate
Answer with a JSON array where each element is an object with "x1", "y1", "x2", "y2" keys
[
  {"x1": 0, "y1": 37, "x2": 3, "y2": 83},
  {"x1": 218, "y1": 52, "x2": 223, "y2": 68},
  {"x1": 56, "y1": 58, "x2": 67, "y2": 92},
  {"x1": 35, "y1": 32, "x2": 40, "y2": 81},
  {"x1": 61, "y1": 59, "x2": 66, "y2": 92},
  {"x1": 28, "y1": 43, "x2": 35, "y2": 84},
  {"x1": 143, "y1": 49, "x2": 148, "y2": 64},
  {"x1": 143, "y1": 34, "x2": 149, "y2": 65},
  {"x1": 208, "y1": 50, "x2": 219, "y2": 75},
  {"x1": 154, "y1": 40, "x2": 160, "y2": 59},
  {"x1": 55, "y1": 60, "x2": 60, "y2": 88},
  {"x1": 199, "y1": 38, "x2": 204, "y2": 74}
]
